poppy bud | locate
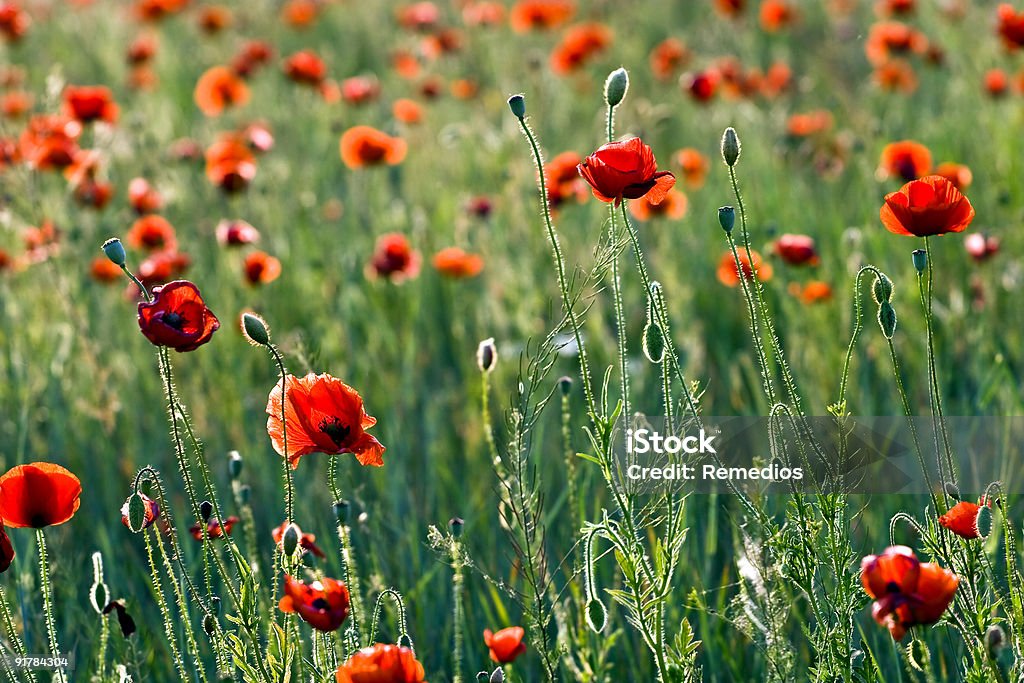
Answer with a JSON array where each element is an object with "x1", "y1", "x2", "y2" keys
[
  {"x1": 126, "y1": 493, "x2": 147, "y2": 533},
  {"x1": 507, "y1": 94, "x2": 526, "y2": 119},
  {"x1": 212, "y1": 595, "x2": 222, "y2": 615},
  {"x1": 642, "y1": 321, "x2": 665, "y2": 364},
  {"x1": 558, "y1": 376, "x2": 573, "y2": 395},
  {"x1": 986, "y1": 625, "x2": 1005, "y2": 656},
  {"x1": 877, "y1": 301, "x2": 897, "y2": 339},
  {"x1": 90, "y1": 552, "x2": 109, "y2": 615},
  {"x1": 490, "y1": 668, "x2": 505, "y2": 683},
  {"x1": 944, "y1": 481, "x2": 961, "y2": 500},
  {"x1": 282, "y1": 522, "x2": 300, "y2": 556},
  {"x1": 449, "y1": 516, "x2": 464, "y2": 538},
  {"x1": 718, "y1": 206, "x2": 735, "y2": 234},
  {"x1": 911, "y1": 248, "x2": 927, "y2": 273},
  {"x1": 200, "y1": 500, "x2": 213, "y2": 522},
  {"x1": 872, "y1": 274, "x2": 893, "y2": 304},
  {"x1": 604, "y1": 68, "x2": 629, "y2": 107},
  {"x1": 477, "y1": 338, "x2": 497, "y2": 373},
  {"x1": 334, "y1": 499, "x2": 351, "y2": 524},
  {"x1": 241, "y1": 312, "x2": 271, "y2": 346},
  {"x1": 975, "y1": 504, "x2": 993, "y2": 538},
  {"x1": 204, "y1": 613, "x2": 217, "y2": 636},
  {"x1": 721, "y1": 127, "x2": 741, "y2": 167},
  {"x1": 476, "y1": 673, "x2": 490, "y2": 683},
  {"x1": 228, "y1": 450, "x2": 243, "y2": 479},
  {"x1": 238, "y1": 484, "x2": 251, "y2": 504},
  {"x1": 585, "y1": 597, "x2": 607, "y2": 633},
  {"x1": 101, "y1": 237, "x2": 126, "y2": 267}
]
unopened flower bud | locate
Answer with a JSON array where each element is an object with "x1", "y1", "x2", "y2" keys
[
  {"x1": 125, "y1": 493, "x2": 147, "y2": 534},
  {"x1": 489, "y1": 668, "x2": 505, "y2": 683},
  {"x1": 449, "y1": 516, "x2": 464, "y2": 538},
  {"x1": 281, "y1": 523, "x2": 300, "y2": 557},
  {"x1": 944, "y1": 481, "x2": 960, "y2": 500},
  {"x1": 334, "y1": 499, "x2": 351, "y2": 524},
  {"x1": 241, "y1": 312, "x2": 271, "y2": 346},
  {"x1": 477, "y1": 338, "x2": 497, "y2": 373},
  {"x1": 586, "y1": 597, "x2": 607, "y2": 633},
  {"x1": 476, "y1": 673, "x2": 490, "y2": 683},
  {"x1": 203, "y1": 613, "x2": 217, "y2": 636},
  {"x1": 200, "y1": 500, "x2": 213, "y2": 523},
  {"x1": 508, "y1": 94, "x2": 526, "y2": 119},
  {"x1": 238, "y1": 484, "x2": 251, "y2": 504},
  {"x1": 211, "y1": 596, "x2": 222, "y2": 615},
  {"x1": 101, "y1": 237, "x2": 126, "y2": 267},
  {"x1": 912, "y1": 249, "x2": 927, "y2": 273},
  {"x1": 877, "y1": 302, "x2": 897, "y2": 339},
  {"x1": 228, "y1": 451, "x2": 243, "y2": 479},
  {"x1": 642, "y1": 321, "x2": 665, "y2": 364},
  {"x1": 986, "y1": 624, "x2": 1005, "y2": 655},
  {"x1": 975, "y1": 504, "x2": 993, "y2": 538},
  {"x1": 872, "y1": 274, "x2": 893, "y2": 304},
  {"x1": 718, "y1": 206, "x2": 735, "y2": 234},
  {"x1": 721, "y1": 127, "x2": 741, "y2": 167},
  {"x1": 604, "y1": 68, "x2": 628, "y2": 107}
]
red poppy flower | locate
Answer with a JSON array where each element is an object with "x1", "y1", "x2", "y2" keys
[
  {"x1": 984, "y1": 68, "x2": 1009, "y2": 97},
  {"x1": 673, "y1": 148, "x2": 708, "y2": 188},
  {"x1": 682, "y1": 69, "x2": 720, "y2": 103},
  {"x1": 714, "y1": 0, "x2": 744, "y2": 17},
  {"x1": 232, "y1": 40, "x2": 274, "y2": 78},
  {"x1": 484, "y1": 627, "x2": 527, "y2": 663},
  {"x1": 335, "y1": 644, "x2": 426, "y2": 683},
  {"x1": 126, "y1": 33, "x2": 158, "y2": 65},
  {"x1": 63, "y1": 85, "x2": 119, "y2": 124},
  {"x1": 0, "y1": 463, "x2": 82, "y2": 528},
  {"x1": 865, "y1": 21, "x2": 928, "y2": 66},
  {"x1": 786, "y1": 110, "x2": 833, "y2": 137},
  {"x1": 282, "y1": 0, "x2": 318, "y2": 27},
  {"x1": 339, "y1": 126, "x2": 407, "y2": 169},
  {"x1": 649, "y1": 38, "x2": 689, "y2": 81},
  {"x1": 22, "y1": 220, "x2": 61, "y2": 263},
  {"x1": 283, "y1": 51, "x2": 327, "y2": 86},
  {"x1": 544, "y1": 151, "x2": 587, "y2": 209},
  {"x1": 1, "y1": 90, "x2": 31, "y2": 118},
  {"x1": 91, "y1": 256, "x2": 123, "y2": 283},
  {"x1": 133, "y1": 0, "x2": 188, "y2": 22},
  {"x1": 194, "y1": 66, "x2": 250, "y2": 116},
  {"x1": 861, "y1": 545, "x2": 958, "y2": 641},
  {"x1": 879, "y1": 175, "x2": 975, "y2": 237},
  {"x1": 189, "y1": 516, "x2": 239, "y2": 540},
  {"x1": 934, "y1": 162, "x2": 972, "y2": 190},
  {"x1": 0, "y1": 3, "x2": 30, "y2": 41},
  {"x1": 509, "y1": 0, "x2": 574, "y2": 32},
  {"x1": 760, "y1": 0, "x2": 796, "y2": 31},
  {"x1": 266, "y1": 372, "x2": 385, "y2": 469},
  {"x1": 629, "y1": 188, "x2": 688, "y2": 221},
  {"x1": 773, "y1": 234, "x2": 819, "y2": 266},
  {"x1": 878, "y1": 140, "x2": 932, "y2": 182},
  {"x1": 136, "y1": 250, "x2": 191, "y2": 290},
  {"x1": 197, "y1": 5, "x2": 231, "y2": 33},
  {"x1": 368, "y1": 233, "x2": 421, "y2": 282},
  {"x1": 791, "y1": 280, "x2": 832, "y2": 304},
  {"x1": 393, "y1": 98, "x2": 423, "y2": 124},
  {"x1": 341, "y1": 76, "x2": 380, "y2": 105},
  {"x1": 137, "y1": 280, "x2": 220, "y2": 352},
  {"x1": 550, "y1": 23, "x2": 612, "y2": 75},
  {"x1": 938, "y1": 499, "x2": 990, "y2": 539},
  {"x1": 243, "y1": 251, "x2": 281, "y2": 285},
  {"x1": 998, "y1": 4, "x2": 1024, "y2": 50},
  {"x1": 0, "y1": 523, "x2": 12, "y2": 572},
  {"x1": 216, "y1": 219, "x2": 260, "y2": 246},
  {"x1": 205, "y1": 134, "x2": 257, "y2": 192},
  {"x1": 242, "y1": 122, "x2": 274, "y2": 153},
  {"x1": 577, "y1": 138, "x2": 675, "y2": 207},
  {"x1": 873, "y1": 59, "x2": 918, "y2": 93},
  {"x1": 19, "y1": 114, "x2": 81, "y2": 171},
  {"x1": 279, "y1": 575, "x2": 350, "y2": 632},
  {"x1": 128, "y1": 177, "x2": 164, "y2": 214},
  {"x1": 120, "y1": 493, "x2": 161, "y2": 530},
  {"x1": 397, "y1": 1, "x2": 439, "y2": 30},
  {"x1": 463, "y1": 1, "x2": 505, "y2": 26},
  {"x1": 965, "y1": 233, "x2": 1000, "y2": 262},
  {"x1": 433, "y1": 247, "x2": 483, "y2": 278},
  {"x1": 272, "y1": 521, "x2": 325, "y2": 558},
  {"x1": 127, "y1": 215, "x2": 177, "y2": 253},
  {"x1": 717, "y1": 250, "x2": 773, "y2": 287}
]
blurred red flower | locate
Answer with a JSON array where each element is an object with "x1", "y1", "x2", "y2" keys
[
  {"x1": 865, "y1": 21, "x2": 928, "y2": 66},
  {"x1": 550, "y1": 23, "x2": 611, "y2": 74},
  {"x1": 433, "y1": 247, "x2": 483, "y2": 278},
  {"x1": 879, "y1": 175, "x2": 975, "y2": 237},
  {"x1": 965, "y1": 233, "x2": 1000, "y2": 262},
  {"x1": 393, "y1": 98, "x2": 423, "y2": 124},
  {"x1": 673, "y1": 148, "x2": 708, "y2": 188},
  {"x1": 463, "y1": 1, "x2": 505, "y2": 26},
  {"x1": 397, "y1": 1, "x2": 439, "y2": 30},
  {"x1": 341, "y1": 75, "x2": 380, "y2": 105},
  {"x1": 216, "y1": 219, "x2": 260, "y2": 246},
  {"x1": 283, "y1": 50, "x2": 327, "y2": 86},
  {"x1": 194, "y1": 66, "x2": 250, "y2": 116},
  {"x1": 0, "y1": 463, "x2": 81, "y2": 528},
  {"x1": 998, "y1": 4, "x2": 1024, "y2": 50},
  {"x1": 934, "y1": 162, "x2": 972, "y2": 190},
  {"x1": 791, "y1": 280, "x2": 832, "y2": 304},
  {"x1": 649, "y1": 38, "x2": 690, "y2": 81},
  {"x1": 718, "y1": 250, "x2": 773, "y2": 287},
  {"x1": 714, "y1": 0, "x2": 744, "y2": 17},
  {"x1": 878, "y1": 140, "x2": 932, "y2": 181},
  {"x1": 484, "y1": 627, "x2": 527, "y2": 663},
  {"x1": 128, "y1": 177, "x2": 164, "y2": 214},
  {"x1": 233, "y1": 40, "x2": 274, "y2": 78},
  {"x1": 91, "y1": 256, "x2": 123, "y2": 283},
  {"x1": 773, "y1": 234, "x2": 819, "y2": 266},
  {"x1": 189, "y1": 516, "x2": 238, "y2": 540},
  {"x1": 205, "y1": 134, "x2": 257, "y2": 192},
  {"x1": 136, "y1": 250, "x2": 190, "y2": 290},
  {"x1": 19, "y1": 114, "x2": 81, "y2": 170},
  {"x1": 510, "y1": 0, "x2": 574, "y2": 32},
  {"x1": 368, "y1": 233, "x2": 421, "y2": 282},
  {"x1": 127, "y1": 215, "x2": 177, "y2": 253},
  {"x1": 133, "y1": 0, "x2": 189, "y2": 22},
  {"x1": 335, "y1": 644, "x2": 426, "y2": 683},
  {"x1": 578, "y1": 137, "x2": 675, "y2": 206},
  {"x1": 0, "y1": 3, "x2": 30, "y2": 41},
  {"x1": 682, "y1": 69, "x2": 720, "y2": 103},
  {"x1": 266, "y1": 372, "x2": 385, "y2": 469},
  {"x1": 272, "y1": 521, "x2": 325, "y2": 558},
  {"x1": 339, "y1": 126, "x2": 407, "y2": 169},
  {"x1": 760, "y1": 0, "x2": 797, "y2": 32},
  {"x1": 137, "y1": 280, "x2": 220, "y2": 352},
  {"x1": 629, "y1": 187, "x2": 687, "y2": 221},
  {"x1": 243, "y1": 250, "x2": 281, "y2": 285},
  {"x1": 197, "y1": 5, "x2": 231, "y2": 33},
  {"x1": 861, "y1": 545, "x2": 958, "y2": 641}
]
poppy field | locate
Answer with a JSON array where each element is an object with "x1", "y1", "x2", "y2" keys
[{"x1": 4, "y1": 0, "x2": 1024, "y2": 681}]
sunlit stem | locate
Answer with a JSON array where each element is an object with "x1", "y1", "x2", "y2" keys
[{"x1": 36, "y1": 530, "x2": 65, "y2": 683}]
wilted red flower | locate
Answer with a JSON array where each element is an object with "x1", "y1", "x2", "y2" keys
[
  {"x1": 760, "y1": 0, "x2": 796, "y2": 32},
  {"x1": 138, "y1": 280, "x2": 220, "y2": 352},
  {"x1": 878, "y1": 140, "x2": 932, "y2": 181},
  {"x1": 189, "y1": 515, "x2": 238, "y2": 540},
  {"x1": 550, "y1": 22, "x2": 612, "y2": 74},
  {"x1": 791, "y1": 280, "x2": 832, "y2": 304},
  {"x1": 232, "y1": 40, "x2": 274, "y2": 78},
  {"x1": 965, "y1": 233, "x2": 1000, "y2": 262},
  {"x1": 879, "y1": 175, "x2": 975, "y2": 237},
  {"x1": 272, "y1": 521, "x2": 325, "y2": 558},
  {"x1": 339, "y1": 126, "x2": 407, "y2": 169},
  {"x1": 216, "y1": 219, "x2": 260, "y2": 246},
  {"x1": 0, "y1": 2, "x2": 30, "y2": 41},
  {"x1": 998, "y1": 4, "x2": 1024, "y2": 50},
  {"x1": 0, "y1": 523, "x2": 12, "y2": 573},
  {"x1": 197, "y1": 5, "x2": 231, "y2": 33},
  {"x1": 861, "y1": 545, "x2": 958, "y2": 641},
  {"x1": 120, "y1": 493, "x2": 161, "y2": 530},
  {"x1": 0, "y1": 463, "x2": 81, "y2": 528},
  {"x1": 279, "y1": 576, "x2": 350, "y2": 631},
  {"x1": 717, "y1": 250, "x2": 773, "y2": 287},
  {"x1": 786, "y1": 110, "x2": 833, "y2": 137},
  {"x1": 335, "y1": 644, "x2": 426, "y2": 683},
  {"x1": 205, "y1": 134, "x2": 257, "y2": 192},
  {"x1": 341, "y1": 75, "x2": 380, "y2": 105},
  {"x1": 578, "y1": 137, "x2": 675, "y2": 206},
  {"x1": 368, "y1": 233, "x2": 421, "y2": 282},
  {"x1": 865, "y1": 21, "x2": 928, "y2": 66},
  {"x1": 773, "y1": 234, "x2": 819, "y2": 266},
  {"x1": 127, "y1": 177, "x2": 164, "y2": 214},
  {"x1": 91, "y1": 256, "x2": 123, "y2": 283},
  {"x1": 649, "y1": 38, "x2": 690, "y2": 81},
  {"x1": 934, "y1": 162, "x2": 972, "y2": 190},
  {"x1": 682, "y1": 69, "x2": 720, "y2": 103},
  {"x1": 938, "y1": 499, "x2": 989, "y2": 539},
  {"x1": 484, "y1": 627, "x2": 527, "y2": 664},
  {"x1": 463, "y1": 1, "x2": 505, "y2": 26},
  {"x1": 266, "y1": 372, "x2": 385, "y2": 469},
  {"x1": 243, "y1": 251, "x2": 281, "y2": 285},
  {"x1": 629, "y1": 187, "x2": 687, "y2": 221},
  {"x1": 136, "y1": 250, "x2": 190, "y2": 290},
  {"x1": 19, "y1": 114, "x2": 81, "y2": 170},
  {"x1": 433, "y1": 247, "x2": 483, "y2": 278},
  {"x1": 127, "y1": 215, "x2": 177, "y2": 252},
  {"x1": 510, "y1": 0, "x2": 574, "y2": 32},
  {"x1": 283, "y1": 50, "x2": 327, "y2": 86},
  {"x1": 194, "y1": 66, "x2": 250, "y2": 116}
]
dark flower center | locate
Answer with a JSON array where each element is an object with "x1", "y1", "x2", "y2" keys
[
  {"x1": 318, "y1": 416, "x2": 351, "y2": 447},
  {"x1": 886, "y1": 581, "x2": 901, "y2": 594},
  {"x1": 163, "y1": 311, "x2": 186, "y2": 330},
  {"x1": 31, "y1": 513, "x2": 49, "y2": 528},
  {"x1": 311, "y1": 597, "x2": 330, "y2": 611}
]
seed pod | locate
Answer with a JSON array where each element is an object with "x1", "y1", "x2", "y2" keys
[
  {"x1": 238, "y1": 484, "x2": 251, "y2": 504},
  {"x1": 872, "y1": 274, "x2": 893, "y2": 304},
  {"x1": 911, "y1": 249, "x2": 927, "y2": 274},
  {"x1": 718, "y1": 206, "x2": 735, "y2": 234},
  {"x1": 721, "y1": 127, "x2": 741, "y2": 167},
  {"x1": 126, "y1": 493, "x2": 147, "y2": 534},
  {"x1": 877, "y1": 302, "x2": 897, "y2": 339},
  {"x1": 507, "y1": 94, "x2": 526, "y2": 119},
  {"x1": 558, "y1": 376, "x2": 573, "y2": 395},
  {"x1": 101, "y1": 237, "x2": 126, "y2": 267},
  {"x1": 449, "y1": 517, "x2": 464, "y2": 538},
  {"x1": 585, "y1": 597, "x2": 607, "y2": 633},
  {"x1": 334, "y1": 499, "x2": 351, "y2": 524},
  {"x1": 642, "y1": 321, "x2": 666, "y2": 364},
  {"x1": 228, "y1": 451, "x2": 243, "y2": 479},
  {"x1": 241, "y1": 312, "x2": 270, "y2": 346},
  {"x1": 604, "y1": 67, "x2": 629, "y2": 107}
]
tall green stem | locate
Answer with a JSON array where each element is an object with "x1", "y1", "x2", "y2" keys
[{"x1": 36, "y1": 530, "x2": 65, "y2": 683}]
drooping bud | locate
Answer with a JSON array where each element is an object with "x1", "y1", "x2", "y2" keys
[
  {"x1": 334, "y1": 499, "x2": 351, "y2": 524},
  {"x1": 211, "y1": 596, "x2": 222, "y2": 615},
  {"x1": 507, "y1": 94, "x2": 526, "y2": 119},
  {"x1": 477, "y1": 338, "x2": 497, "y2": 373},
  {"x1": 203, "y1": 613, "x2": 217, "y2": 636},
  {"x1": 585, "y1": 598, "x2": 607, "y2": 633},
  {"x1": 241, "y1": 312, "x2": 271, "y2": 346},
  {"x1": 449, "y1": 516, "x2": 464, "y2": 538},
  {"x1": 101, "y1": 237, "x2": 126, "y2": 267},
  {"x1": 228, "y1": 450, "x2": 243, "y2": 479},
  {"x1": 877, "y1": 302, "x2": 897, "y2": 339},
  {"x1": 604, "y1": 68, "x2": 629, "y2": 107},
  {"x1": 872, "y1": 274, "x2": 893, "y2": 304},
  {"x1": 200, "y1": 500, "x2": 213, "y2": 523},
  {"x1": 558, "y1": 376, "x2": 573, "y2": 395},
  {"x1": 489, "y1": 668, "x2": 505, "y2": 683},
  {"x1": 125, "y1": 493, "x2": 147, "y2": 534},
  {"x1": 975, "y1": 504, "x2": 993, "y2": 539},
  {"x1": 642, "y1": 321, "x2": 665, "y2": 364},
  {"x1": 986, "y1": 625, "x2": 1005, "y2": 656},
  {"x1": 943, "y1": 481, "x2": 961, "y2": 500},
  {"x1": 721, "y1": 127, "x2": 741, "y2": 167},
  {"x1": 281, "y1": 523, "x2": 300, "y2": 557},
  {"x1": 90, "y1": 552, "x2": 109, "y2": 614},
  {"x1": 718, "y1": 206, "x2": 735, "y2": 234},
  {"x1": 912, "y1": 249, "x2": 927, "y2": 273}
]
